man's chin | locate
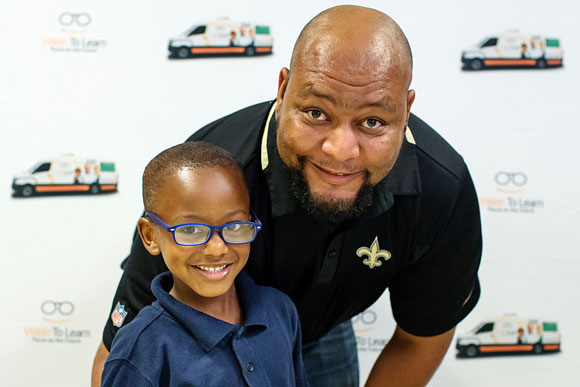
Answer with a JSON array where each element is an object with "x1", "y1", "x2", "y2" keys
[
  {"x1": 290, "y1": 169, "x2": 373, "y2": 223},
  {"x1": 309, "y1": 191, "x2": 356, "y2": 210}
]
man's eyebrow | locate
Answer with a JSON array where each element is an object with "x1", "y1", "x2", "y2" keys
[
  {"x1": 297, "y1": 85, "x2": 396, "y2": 112},
  {"x1": 297, "y1": 85, "x2": 337, "y2": 104}
]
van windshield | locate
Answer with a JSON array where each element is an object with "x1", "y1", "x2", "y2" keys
[
  {"x1": 31, "y1": 163, "x2": 51, "y2": 173},
  {"x1": 476, "y1": 322, "x2": 494, "y2": 333},
  {"x1": 187, "y1": 25, "x2": 206, "y2": 36},
  {"x1": 480, "y1": 38, "x2": 498, "y2": 48}
]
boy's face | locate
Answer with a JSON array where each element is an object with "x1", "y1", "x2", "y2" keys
[{"x1": 139, "y1": 166, "x2": 251, "y2": 303}]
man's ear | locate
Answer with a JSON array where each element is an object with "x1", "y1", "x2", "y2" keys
[
  {"x1": 138, "y1": 217, "x2": 161, "y2": 256},
  {"x1": 275, "y1": 67, "x2": 290, "y2": 118},
  {"x1": 405, "y1": 89, "x2": 416, "y2": 126}
]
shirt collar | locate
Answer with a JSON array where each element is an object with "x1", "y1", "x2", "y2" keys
[
  {"x1": 261, "y1": 102, "x2": 422, "y2": 220},
  {"x1": 152, "y1": 270, "x2": 268, "y2": 353}
]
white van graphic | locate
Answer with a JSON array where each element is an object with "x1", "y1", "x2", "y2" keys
[
  {"x1": 456, "y1": 315, "x2": 561, "y2": 357},
  {"x1": 168, "y1": 19, "x2": 273, "y2": 58},
  {"x1": 462, "y1": 31, "x2": 563, "y2": 70},
  {"x1": 12, "y1": 155, "x2": 118, "y2": 197}
]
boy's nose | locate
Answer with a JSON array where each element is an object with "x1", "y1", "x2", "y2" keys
[{"x1": 203, "y1": 230, "x2": 228, "y2": 256}]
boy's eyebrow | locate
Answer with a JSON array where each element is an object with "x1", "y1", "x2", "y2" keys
[{"x1": 174, "y1": 210, "x2": 249, "y2": 223}]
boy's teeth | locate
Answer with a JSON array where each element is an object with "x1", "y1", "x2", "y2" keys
[{"x1": 198, "y1": 264, "x2": 227, "y2": 273}]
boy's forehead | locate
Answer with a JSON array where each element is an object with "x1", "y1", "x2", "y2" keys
[{"x1": 159, "y1": 166, "x2": 248, "y2": 201}]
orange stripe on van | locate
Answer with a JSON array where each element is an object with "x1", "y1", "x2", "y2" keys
[
  {"x1": 256, "y1": 47, "x2": 272, "y2": 53},
  {"x1": 543, "y1": 344, "x2": 559, "y2": 351},
  {"x1": 191, "y1": 47, "x2": 246, "y2": 54},
  {"x1": 547, "y1": 60, "x2": 562, "y2": 65},
  {"x1": 484, "y1": 59, "x2": 536, "y2": 66},
  {"x1": 480, "y1": 345, "x2": 533, "y2": 353},
  {"x1": 36, "y1": 185, "x2": 90, "y2": 192},
  {"x1": 100, "y1": 185, "x2": 117, "y2": 191}
]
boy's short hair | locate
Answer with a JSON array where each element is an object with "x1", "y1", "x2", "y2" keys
[{"x1": 143, "y1": 141, "x2": 246, "y2": 212}]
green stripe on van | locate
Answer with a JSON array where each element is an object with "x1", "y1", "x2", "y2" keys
[
  {"x1": 255, "y1": 26, "x2": 270, "y2": 35},
  {"x1": 543, "y1": 322, "x2": 558, "y2": 331},
  {"x1": 100, "y1": 162, "x2": 116, "y2": 172}
]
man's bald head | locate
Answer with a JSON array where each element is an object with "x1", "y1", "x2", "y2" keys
[{"x1": 290, "y1": 5, "x2": 413, "y2": 88}]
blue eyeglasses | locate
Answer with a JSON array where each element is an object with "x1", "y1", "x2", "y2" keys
[{"x1": 145, "y1": 210, "x2": 262, "y2": 246}]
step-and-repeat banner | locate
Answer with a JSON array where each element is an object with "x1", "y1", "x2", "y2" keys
[{"x1": 1, "y1": 1, "x2": 578, "y2": 386}]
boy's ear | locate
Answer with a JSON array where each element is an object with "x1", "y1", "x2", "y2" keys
[{"x1": 137, "y1": 217, "x2": 161, "y2": 256}]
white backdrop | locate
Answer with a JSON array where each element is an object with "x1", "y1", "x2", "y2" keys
[{"x1": 1, "y1": 0, "x2": 579, "y2": 386}]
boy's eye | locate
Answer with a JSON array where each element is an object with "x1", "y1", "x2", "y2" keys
[
  {"x1": 179, "y1": 225, "x2": 204, "y2": 235},
  {"x1": 224, "y1": 223, "x2": 243, "y2": 232}
]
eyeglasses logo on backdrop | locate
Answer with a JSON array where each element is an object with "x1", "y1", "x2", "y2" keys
[
  {"x1": 353, "y1": 309, "x2": 388, "y2": 353},
  {"x1": 42, "y1": 12, "x2": 107, "y2": 53},
  {"x1": 41, "y1": 300, "x2": 74, "y2": 324},
  {"x1": 479, "y1": 171, "x2": 544, "y2": 214},
  {"x1": 59, "y1": 12, "x2": 92, "y2": 34},
  {"x1": 23, "y1": 300, "x2": 91, "y2": 344}
]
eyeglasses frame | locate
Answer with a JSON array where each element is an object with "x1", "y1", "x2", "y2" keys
[{"x1": 145, "y1": 209, "x2": 262, "y2": 246}]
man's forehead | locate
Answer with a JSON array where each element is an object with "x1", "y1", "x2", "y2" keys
[
  {"x1": 295, "y1": 77, "x2": 400, "y2": 112},
  {"x1": 293, "y1": 36, "x2": 409, "y2": 85}
]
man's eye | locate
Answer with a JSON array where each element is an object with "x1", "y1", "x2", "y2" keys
[
  {"x1": 308, "y1": 109, "x2": 327, "y2": 121},
  {"x1": 361, "y1": 118, "x2": 383, "y2": 129}
]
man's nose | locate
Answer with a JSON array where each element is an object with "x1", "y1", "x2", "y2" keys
[
  {"x1": 203, "y1": 230, "x2": 228, "y2": 256},
  {"x1": 321, "y1": 123, "x2": 360, "y2": 161}
]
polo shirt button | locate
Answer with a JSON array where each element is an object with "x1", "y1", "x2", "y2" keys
[
  {"x1": 247, "y1": 362, "x2": 254, "y2": 372},
  {"x1": 328, "y1": 249, "x2": 337, "y2": 257}
]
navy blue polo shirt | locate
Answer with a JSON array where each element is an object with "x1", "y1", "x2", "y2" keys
[{"x1": 102, "y1": 271, "x2": 308, "y2": 387}]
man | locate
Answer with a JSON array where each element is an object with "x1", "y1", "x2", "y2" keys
[{"x1": 92, "y1": 5, "x2": 481, "y2": 386}]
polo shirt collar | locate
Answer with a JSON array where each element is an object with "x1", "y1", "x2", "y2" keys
[
  {"x1": 152, "y1": 270, "x2": 268, "y2": 353},
  {"x1": 261, "y1": 102, "x2": 422, "y2": 220}
]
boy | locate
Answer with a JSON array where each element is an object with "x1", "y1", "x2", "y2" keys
[{"x1": 101, "y1": 142, "x2": 308, "y2": 386}]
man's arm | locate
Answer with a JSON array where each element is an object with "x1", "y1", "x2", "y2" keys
[
  {"x1": 365, "y1": 325, "x2": 455, "y2": 387},
  {"x1": 91, "y1": 341, "x2": 109, "y2": 387}
]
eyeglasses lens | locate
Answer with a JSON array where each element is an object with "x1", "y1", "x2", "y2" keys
[
  {"x1": 222, "y1": 223, "x2": 256, "y2": 243},
  {"x1": 175, "y1": 225, "x2": 211, "y2": 245},
  {"x1": 174, "y1": 223, "x2": 256, "y2": 245}
]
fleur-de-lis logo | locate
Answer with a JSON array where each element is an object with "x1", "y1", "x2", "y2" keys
[{"x1": 356, "y1": 237, "x2": 391, "y2": 269}]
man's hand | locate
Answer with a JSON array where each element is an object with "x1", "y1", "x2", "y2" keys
[
  {"x1": 365, "y1": 325, "x2": 455, "y2": 387},
  {"x1": 91, "y1": 341, "x2": 110, "y2": 387}
]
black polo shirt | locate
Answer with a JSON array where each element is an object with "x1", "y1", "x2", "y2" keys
[{"x1": 103, "y1": 100, "x2": 481, "y2": 348}]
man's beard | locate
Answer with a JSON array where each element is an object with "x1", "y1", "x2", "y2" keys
[{"x1": 289, "y1": 156, "x2": 374, "y2": 223}]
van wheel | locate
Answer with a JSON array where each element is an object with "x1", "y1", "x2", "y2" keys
[
  {"x1": 89, "y1": 184, "x2": 100, "y2": 194},
  {"x1": 470, "y1": 59, "x2": 483, "y2": 70},
  {"x1": 245, "y1": 45, "x2": 255, "y2": 56},
  {"x1": 533, "y1": 343, "x2": 543, "y2": 354},
  {"x1": 536, "y1": 58, "x2": 547, "y2": 69},
  {"x1": 177, "y1": 47, "x2": 190, "y2": 58},
  {"x1": 465, "y1": 345, "x2": 479, "y2": 357},
  {"x1": 21, "y1": 185, "x2": 34, "y2": 197}
]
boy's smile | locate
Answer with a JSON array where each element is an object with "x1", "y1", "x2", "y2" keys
[{"x1": 139, "y1": 166, "x2": 251, "y2": 310}]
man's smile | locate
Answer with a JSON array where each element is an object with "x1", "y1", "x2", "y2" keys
[{"x1": 307, "y1": 160, "x2": 363, "y2": 186}]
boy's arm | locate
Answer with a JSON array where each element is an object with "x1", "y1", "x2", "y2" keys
[
  {"x1": 101, "y1": 358, "x2": 153, "y2": 387},
  {"x1": 91, "y1": 342, "x2": 109, "y2": 387},
  {"x1": 290, "y1": 305, "x2": 309, "y2": 387}
]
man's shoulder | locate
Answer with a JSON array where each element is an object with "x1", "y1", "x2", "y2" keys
[
  {"x1": 185, "y1": 100, "x2": 274, "y2": 166},
  {"x1": 408, "y1": 113, "x2": 467, "y2": 180}
]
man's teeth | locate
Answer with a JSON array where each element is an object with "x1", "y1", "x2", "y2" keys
[{"x1": 197, "y1": 265, "x2": 227, "y2": 273}]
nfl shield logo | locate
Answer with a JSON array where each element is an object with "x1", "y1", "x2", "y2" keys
[{"x1": 111, "y1": 302, "x2": 128, "y2": 328}]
